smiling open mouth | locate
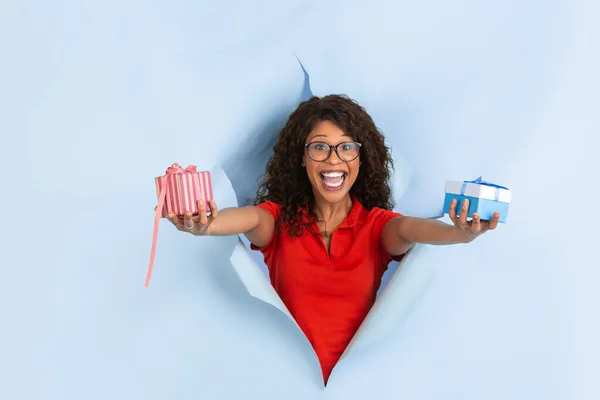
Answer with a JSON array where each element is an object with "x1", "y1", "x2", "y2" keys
[{"x1": 320, "y1": 171, "x2": 347, "y2": 190}]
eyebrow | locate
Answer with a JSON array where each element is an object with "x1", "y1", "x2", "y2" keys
[{"x1": 310, "y1": 133, "x2": 349, "y2": 140}]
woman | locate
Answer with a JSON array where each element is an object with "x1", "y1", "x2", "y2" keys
[{"x1": 166, "y1": 95, "x2": 500, "y2": 384}]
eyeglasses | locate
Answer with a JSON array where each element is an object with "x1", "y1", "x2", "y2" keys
[{"x1": 305, "y1": 141, "x2": 362, "y2": 162}]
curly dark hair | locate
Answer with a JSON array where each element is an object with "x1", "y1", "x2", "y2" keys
[{"x1": 253, "y1": 94, "x2": 395, "y2": 236}]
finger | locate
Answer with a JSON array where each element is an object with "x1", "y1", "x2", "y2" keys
[
  {"x1": 488, "y1": 212, "x2": 500, "y2": 230},
  {"x1": 183, "y1": 212, "x2": 196, "y2": 230},
  {"x1": 167, "y1": 213, "x2": 186, "y2": 231},
  {"x1": 198, "y1": 197, "x2": 208, "y2": 226},
  {"x1": 208, "y1": 199, "x2": 218, "y2": 218},
  {"x1": 449, "y1": 199, "x2": 458, "y2": 223},
  {"x1": 459, "y1": 199, "x2": 469, "y2": 227},
  {"x1": 471, "y1": 212, "x2": 481, "y2": 233}
]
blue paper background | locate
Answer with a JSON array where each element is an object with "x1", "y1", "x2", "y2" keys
[{"x1": 1, "y1": 0, "x2": 599, "y2": 399}]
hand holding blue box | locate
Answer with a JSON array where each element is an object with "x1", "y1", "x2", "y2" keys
[{"x1": 442, "y1": 177, "x2": 511, "y2": 223}]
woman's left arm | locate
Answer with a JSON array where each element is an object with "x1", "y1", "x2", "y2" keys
[{"x1": 381, "y1": 198, "x2": 501, "y2": 255}]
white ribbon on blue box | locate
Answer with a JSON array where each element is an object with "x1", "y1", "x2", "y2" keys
[{"x1": 442, "y1": 176, "x2": 511, "y2": 223}]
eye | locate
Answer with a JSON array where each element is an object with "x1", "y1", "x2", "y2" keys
[
  {"x1": 341, "y1": 143, "x2": 354, "y2": 151},
  {"x1": 314, "y1": 143, "x2": 328, "y2": 151}
]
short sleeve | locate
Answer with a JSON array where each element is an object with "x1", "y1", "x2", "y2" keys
[
  {"x1": 249, "y1": 201, "x2": 281, "y2": 266},
  {"x1": 372, "y1": 208, "x2": 405, "y2": 266}
]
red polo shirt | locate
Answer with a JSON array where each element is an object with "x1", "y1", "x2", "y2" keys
[{"x1": 251, "y1": 197, "x2": 404, "y2": 384}]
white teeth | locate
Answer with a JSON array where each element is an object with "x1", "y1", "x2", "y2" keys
[
  {"x1": 321, "y1": 172, "x2": 345, "y2": 177},
  {"x1": 324, "y1": 180, "x2": 343, "y2": 188}
]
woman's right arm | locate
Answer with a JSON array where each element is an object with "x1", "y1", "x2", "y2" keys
[{"x1": 165, "y1": 199, "x2": 275, "y2": 248}]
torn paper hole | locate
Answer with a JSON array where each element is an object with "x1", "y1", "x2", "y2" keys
[{"x1": 214, "y1": 57, "x2": 435, "y2": 384}]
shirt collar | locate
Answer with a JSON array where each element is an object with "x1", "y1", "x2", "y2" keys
[{"x1": 337, "y1": 194, "x2": 367, "y2": 229}]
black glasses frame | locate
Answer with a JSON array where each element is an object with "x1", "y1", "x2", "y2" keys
[{"x1": 304, "y1": 141, "x2": 362, "y2": 162}]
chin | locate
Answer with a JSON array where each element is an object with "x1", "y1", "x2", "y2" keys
[{"x1": 317, "y1": 189, "x2": 349, "y2": 204}]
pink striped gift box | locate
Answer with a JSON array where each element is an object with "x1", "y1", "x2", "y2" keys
[
  {"x1": 154, "y1": 164, "x2": 213, "y2": 217},
  {"x1": 146, "y1": 163, "x2": 214, "y2": 287}
]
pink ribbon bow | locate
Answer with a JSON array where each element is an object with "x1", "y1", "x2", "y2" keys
[
  {"x1": 146, "y1": 163, "x2": 199, "y2": 288},
  {"x1": 166, "y1": 163, "x2": 197, "y2": 174}
]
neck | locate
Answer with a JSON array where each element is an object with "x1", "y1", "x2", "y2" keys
[{"x1": 313, "y1": 194, "x2": 353, "y2": 221}]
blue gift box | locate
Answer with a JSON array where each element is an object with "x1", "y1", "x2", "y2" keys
[{"x1": 442, "y1": 177, "x2": 511, "y2": 223}]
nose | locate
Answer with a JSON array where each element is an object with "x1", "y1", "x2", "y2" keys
[{"x1": 328, "y1": 149, "x2": 342, "y2": 165}]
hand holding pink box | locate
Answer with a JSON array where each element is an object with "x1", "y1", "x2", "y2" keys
[{"x1": 146, "y1": 163, "x2": 214, "y2": 287}]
